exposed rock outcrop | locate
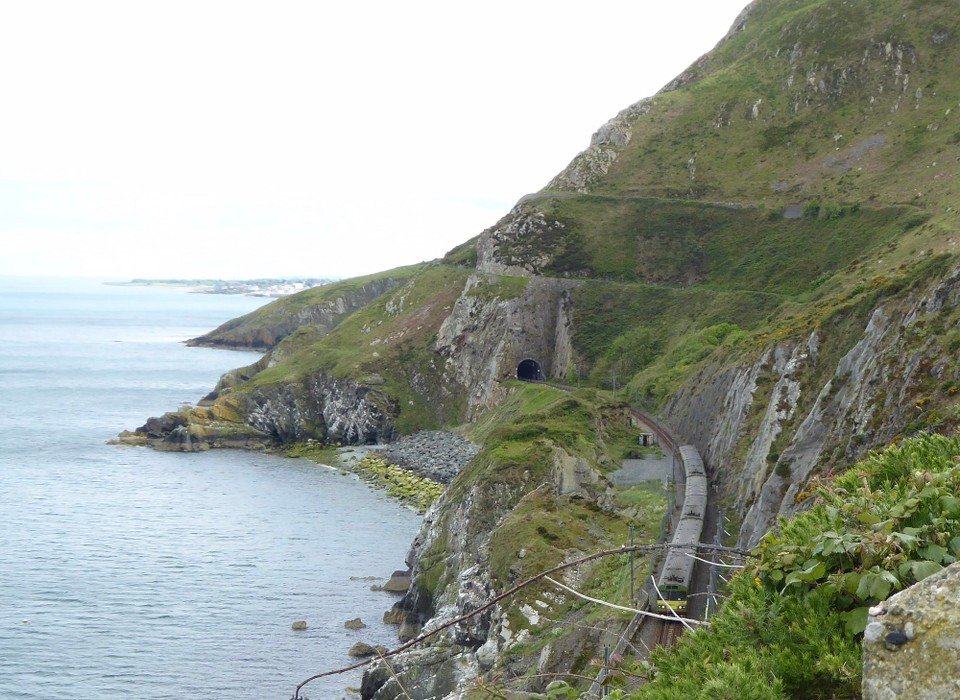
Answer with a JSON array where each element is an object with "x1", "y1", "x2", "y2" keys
[
  {"x1": 361, "y1": 644, "x2": 478, "y2": 700},
  {"x1": 862, "y1": 562, "x2": 960, "y2": 699},
  {"x1": 475, "y1": 208, "x2": 571, "y2": 277},
  {"x1": 435, "y1": 274, "x2": 578, "y2": 416},
  {"x1": 666, "y1": 260, "x2": 960, "y2": 547},
  {"x1": 124, "y1": 372, "x2": 398, "y2": 450}
]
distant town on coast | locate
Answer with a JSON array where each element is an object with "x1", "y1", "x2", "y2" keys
[{"x1": 107, "y1": 278, "x2": 338, "y2": 297}]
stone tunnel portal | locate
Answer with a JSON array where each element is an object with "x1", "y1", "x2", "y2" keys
[{"x1": 517, "y1": 359, "x2": 544, "y2": 381}]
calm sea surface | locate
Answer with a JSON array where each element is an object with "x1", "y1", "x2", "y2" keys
[{"x1": 0, "y1": 278, "x2": 422, "y2": 699}]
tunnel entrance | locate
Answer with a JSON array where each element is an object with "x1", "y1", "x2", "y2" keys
[{"x1": 517, "y1": 359, "x2": 544, "y2": 381}]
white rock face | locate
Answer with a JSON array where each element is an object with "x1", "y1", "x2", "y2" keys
[
  {"x1": 435, "y1": 274, "x2": 579, "y2": 416},
  {"x1": 863, "y1": 562, "x2": 960, "y2": 699},
  {"x1": 666, "y1": 262, "x2": 960, "y2": 548},
  {"x1": 475, "y1": 208, "x2": 567, "y2": 276}
]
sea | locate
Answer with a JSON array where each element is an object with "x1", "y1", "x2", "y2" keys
[{"x1": 0, "y1": 277, "x2": 423, "y2": 700}]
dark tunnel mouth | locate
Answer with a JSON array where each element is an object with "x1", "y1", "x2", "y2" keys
[{"x1": 517, "y1": 359, "x2": 543, "y2": 381}]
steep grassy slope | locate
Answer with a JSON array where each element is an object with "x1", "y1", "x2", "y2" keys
[
  {"x1": 595, "y1": 0, "x2": 960, "y2": 206},
  {"x1": 473, "y1": 0, "x2": 960, "y2": 412},
  {"x1": 458, "y1": 0, "x2": 960, "y2": 541},
  {"x1": 499, "y1": 198, "x2": 920, "y2": 292}
]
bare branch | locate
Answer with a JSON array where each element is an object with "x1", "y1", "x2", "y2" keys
[
  {"x1": 293, "y1": 542, "x2": 751, "y2": 697},
  {"x1": 681, "y1": 551, "x2": 746, "y2": 569}
]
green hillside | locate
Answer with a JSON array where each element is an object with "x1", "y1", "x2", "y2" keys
[
  {"x1": 186, "y1": 0, "x2": 960, "y2": 442},
  {"x1": 600, "y1": 0, "x2": 960, "y2": 207}
]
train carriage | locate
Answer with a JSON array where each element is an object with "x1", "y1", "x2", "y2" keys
[{"x1": 655, "y1": 445, "x2": 707, "y2": 614}]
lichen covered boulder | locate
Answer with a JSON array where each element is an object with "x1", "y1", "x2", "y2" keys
[{"x1": 863, "y1": 561, "x2": 960, "y2": 700}]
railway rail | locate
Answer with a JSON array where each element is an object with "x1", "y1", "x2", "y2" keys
[{"x1": 656, "y1": 619, "x2": 683, "y2": 650}]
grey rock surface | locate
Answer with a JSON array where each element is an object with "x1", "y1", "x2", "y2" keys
[
  {"x1": 382, "y1": 431, "x2": 480, "y2": 484},
  {"x1": 665, "y1": 262, "x2": 960, "y2": 548},
  {"x1": 862, "y1": 562, "x2": 960, "y2": 700}
]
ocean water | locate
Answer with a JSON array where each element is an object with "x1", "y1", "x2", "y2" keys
[{"x1": 0, "y1": 278, "x2": 422, "y2": 700}]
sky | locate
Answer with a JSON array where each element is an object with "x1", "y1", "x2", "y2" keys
[{"x1": 0, "y1": 0, "x2": 749, "y2": 281}]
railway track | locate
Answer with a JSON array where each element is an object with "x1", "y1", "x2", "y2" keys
[
  {"x1": 520, "y1": 382, "x2": 708, "y2": 697},
  {"x1": 656, "y1": 619, "x2": 683, "y2": 650}
]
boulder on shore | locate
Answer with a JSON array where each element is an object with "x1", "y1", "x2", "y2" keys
[
  {"x1": 348, "y1": 642, "x2": 387, "y2": 658},
  {"x1": 382, "y1": 608, "x2": 406, "y2": 625},
  {"x1": 381, "y1": 571, "x2": 411, "y2": 594}
]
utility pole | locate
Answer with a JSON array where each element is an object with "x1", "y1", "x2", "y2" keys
[
  {"x1": 603, "y1": 645, "x2": 610, "y2": 696},
  {"x1": 707, "y1": 510, "x2": 724, "y2": 619}
]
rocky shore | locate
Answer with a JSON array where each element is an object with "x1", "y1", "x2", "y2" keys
[
  {"x1": 378, "y1": 430, "x2": 480, "y2": 484},
  {"x1": 289, "y1": 430, "x2": 480, "y2": 513}
]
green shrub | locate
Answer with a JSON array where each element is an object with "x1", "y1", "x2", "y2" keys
[{"x1": 628, "y1": 433, "x2": 960, "y2": 700}]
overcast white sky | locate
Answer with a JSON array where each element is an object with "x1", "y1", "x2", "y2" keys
[{"x1": 0, "y1": 0, "x2": 748, "y2": 280}]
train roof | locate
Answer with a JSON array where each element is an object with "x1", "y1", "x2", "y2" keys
[
  {"x1": 656, "y1": 444, "x2": 706, "y2": 599},
  {"x1": 659, "y1": 547, "x2": 697, "y2": 588}
]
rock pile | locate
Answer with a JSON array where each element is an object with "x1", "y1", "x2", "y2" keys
[{"x1": 382, "y1": 431, "x2": 480, "y2": 484}]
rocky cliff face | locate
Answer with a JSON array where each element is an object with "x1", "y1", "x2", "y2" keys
[
  {"x1": 362, "y1": 432, "x2": 614, "y2": 700},
  {"x1": 127, "y1": 371, "x2": 398, "y2": 450},
  {"x1": 666, "y1": 258, "x2": 960, "y2": 547},
  {"x1": 435, "y1": 274, "x2": 578, "y2": 416}
]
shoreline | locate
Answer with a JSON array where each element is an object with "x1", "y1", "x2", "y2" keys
[
  {"x1": 287, "y1": 430, "x2": 480, "y2": 513},
  {"x1": 105, "y1": 277, "x2": 337, "y2": 297}
]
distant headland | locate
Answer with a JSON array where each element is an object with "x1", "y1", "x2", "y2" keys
[{"x1": 106, "y1": 278, "x2": 338, "y2": 297}]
